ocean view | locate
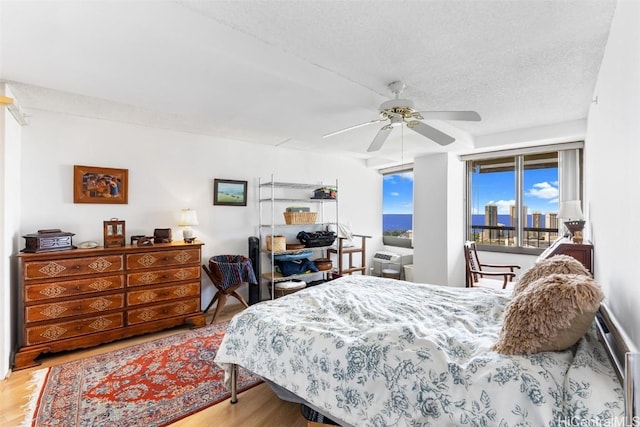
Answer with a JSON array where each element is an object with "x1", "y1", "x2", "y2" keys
[
  {"x1": 383, "y1": 213, "x2": 551, "y2": 231},
  {"x1": 471, "y1": 214, "x2": 547, "y2": 228},
  {"x1": 383, "y1": 214, "x2": 412, "y2": 232}
]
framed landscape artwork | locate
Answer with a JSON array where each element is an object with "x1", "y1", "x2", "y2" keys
[
  {"x1": 213, "y1": 179, "x2": 247, "y2": 206},
  {"x1": 73, "y1": 165, "x2": 128, "y2": 204}
]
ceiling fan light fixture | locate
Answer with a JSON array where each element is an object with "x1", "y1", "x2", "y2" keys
[{"x1": 390, "y1": 116, "x2": 403, "y2": 127}]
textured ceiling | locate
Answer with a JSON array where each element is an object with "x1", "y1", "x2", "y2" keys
[{"x1": 0, "y1": 0, "x2": 616, "y2": 167}]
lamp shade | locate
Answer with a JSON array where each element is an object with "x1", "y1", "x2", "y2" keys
[
  {"x1": 558, "y1": 200, "x2": 584, "y2": 220},
  {"x1": 179, "y1": 209, "x2": 199, "y2": 227}
]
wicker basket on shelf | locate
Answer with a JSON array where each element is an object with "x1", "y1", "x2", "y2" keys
[
  {"x1": 266, "y1": 235, "x2": 286, "y2": 252},
  {"x1": 283, "y1": 211, "x2": 318, "y2": 225}
]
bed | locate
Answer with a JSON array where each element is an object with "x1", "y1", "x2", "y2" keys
[{"x1": 214, "y1": 275, "x2": 626, "y2": 426}]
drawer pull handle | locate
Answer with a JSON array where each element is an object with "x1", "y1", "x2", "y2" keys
[
  {"x1": 75, "y1": 286, "x2": 81, "y2": 291},
  {"x1": 74, "y1": 306, "x2": 82, "y2": 311},
  {"x1": 162, "y1": 275, "x2": 169, "y2": 279},
  {"x1": 73, "y1": 265, "x2": 82, "y2": 270},
  {"x1": 162, "y1": 257, "x2": 170, "y2": 261},
  {"x1": 75, "y1": 326, "x2": 82, "y2": 331},
  {"x1": 162, "y1": 309, "x2": 169, "y2": 314}
]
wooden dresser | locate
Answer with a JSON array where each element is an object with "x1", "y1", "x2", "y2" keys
[
  {"x1": 14, "y1": 241, "x2": 205, "y2": 369},
  {"x1": 538, "y1": 237, "x2": 594, "y2": 275}
]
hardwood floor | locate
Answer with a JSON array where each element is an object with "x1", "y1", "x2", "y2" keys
[{"x1": 0, "y1": 304, "x2": 308, "y2": 427}]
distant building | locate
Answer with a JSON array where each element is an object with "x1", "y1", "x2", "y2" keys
[
  {"x1": 532, "y1": 211, "x2": 543, "y2": 239},
  {"x1": 546, "y1": 212, "x2": 559, "y2": 239},
  {"x1": 509, "y1": 204, "x2": 528, "y2": 228},
  {"x1": 485, "y1": 204, "x2": 498, "y2": 241}
]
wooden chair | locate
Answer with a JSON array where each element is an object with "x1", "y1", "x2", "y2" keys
[
  {"x1": 326, "y1": 234, "x2": 371, "y2": 276},
  {"x1": 464, "y1": 241, "x2": 520, "y2": 290},
  {"x1": 202, "y1": 255, "x2": 252, "y2": 323}
]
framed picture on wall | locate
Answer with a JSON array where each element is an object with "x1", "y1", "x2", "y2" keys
[
  {"x1": 73, "y1": 165, "x2": 128, "y2": 204},
  {"x1": 213, "y1": 179, "x2": 247, "y2": 206}
]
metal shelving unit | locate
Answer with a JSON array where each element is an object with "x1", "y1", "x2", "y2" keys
[{"x1": 258, "y1": 175, "x2": 338, "y2": 299}]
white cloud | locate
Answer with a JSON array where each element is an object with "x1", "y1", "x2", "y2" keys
[
  {"x1": 390, "y1": 192, "x2": 400, "y2": 197},
  {"x1": 488, "y1": 199, "x2": 515, "y2": 214},
  {"x1": 383, "y1": 171, "x2": 413, "y2": 183},
  {"x1": 527, "y1": 181, "x2": 558, "y2": 200}
]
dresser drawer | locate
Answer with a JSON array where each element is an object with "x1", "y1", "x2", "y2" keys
[
  {"x1": 127, "y1": 298, "x2": 200, "y2": 325},
  {"x1": 127, "y1": 266, "x2": 200, "y2": 287},
  {"x1": 26, "y1": 295, "x2": 124, "y2": 322},
  {"x1": 127, "y1": 283, "x2": 200, "y2": 306},
  {"x1": 24, "y1": 275, "x2": 125, "y2": 302},
  {"x1": 26, "y1": 313, "x2": 124, "y2": 345},
  {"x1": 23, "y1": 255, "x2": 124, "y2": 280},
  {"x1": 126, "y1": 249, "x2": 200, "y2": 270}
]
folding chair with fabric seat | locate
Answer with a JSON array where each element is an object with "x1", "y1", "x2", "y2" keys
[
  {"x1": 464, "y1": 241, "x2": 520, "y2": 290},
  {"x1": 202, "y1": 255, "x2": 255, "y2": 323}
]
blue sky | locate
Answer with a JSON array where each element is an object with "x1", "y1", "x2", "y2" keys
[
  {"x1": 383, "y1": 168, "x2": 558, "y2": 215},
  {"x1": 471, "y1": 167, "x2": 559, "y2": 215},
  {"x1": 383, "y1": 172, "x2": 413, "y2": 214}
]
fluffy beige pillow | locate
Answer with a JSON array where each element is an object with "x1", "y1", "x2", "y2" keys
[
  {"x1": 513, "y1": 254, "x2": 591, "y2": 296},
  {"x1": 493, "y1": 273, "x2": 603, "y2": 355}
]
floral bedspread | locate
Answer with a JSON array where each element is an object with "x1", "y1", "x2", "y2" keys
[{"x1": 214, "y1": 275, "x2": 624, "y2": 427}]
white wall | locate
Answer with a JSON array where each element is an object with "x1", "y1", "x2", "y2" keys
[
  {"x1": 6, "y1": 109, "x2": 383, "y2": 369},
  {"x1": 413, "y1": 153, "x2": 465, "y2": 286},
  {"x1": 585, "y1": 0, "x2": 640, "y2": 346}
]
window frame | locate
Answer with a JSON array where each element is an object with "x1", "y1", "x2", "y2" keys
[{"x1": 462, "y1": 142, "x2": 583, "y2": 255}]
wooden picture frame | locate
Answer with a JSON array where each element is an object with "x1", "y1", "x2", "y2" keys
[
  {"x1": 213, "y1": 179, "x2": 247, "y2": 206},
  {"x1": 74, "y1": 165, "x2": 128, "y2": 204}
]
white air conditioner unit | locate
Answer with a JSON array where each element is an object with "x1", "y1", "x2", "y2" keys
[{"x1": 371, "y1": 251, "x2": 413, "y2": 279}]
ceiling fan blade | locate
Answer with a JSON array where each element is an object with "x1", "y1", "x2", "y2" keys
[
  {"x1": 407, "y1": 120, "x2": 456, "y2": 146},
  {"x1": 367, "y1": 125, "x2": 393, "y2": 152},
  {"x1": 322, "y1": 119, "x2": 385, "y2": 138},
  {"x1": 414, "y1": 111, "x2": 481, "y2": 121}
]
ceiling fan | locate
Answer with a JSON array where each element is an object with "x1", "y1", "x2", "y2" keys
[{"x1": 322, "y1": 81, "x2": 481, "y2": 152}]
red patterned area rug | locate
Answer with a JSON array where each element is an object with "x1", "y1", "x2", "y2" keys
[{"x1": 22, "y1": 321, "x2": 262, "y2": 427}]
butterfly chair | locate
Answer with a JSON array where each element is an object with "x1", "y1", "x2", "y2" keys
[
  {"x1": 464, "y1": 241, "x2": 521, "y2": 290},
  {"x1": 202, "y1": 255, "x2": 255, "y2": 323}
]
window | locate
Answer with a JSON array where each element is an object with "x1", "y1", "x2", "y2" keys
[
  {"x1": 464, "y1": 144, "x2": 583, "y2": 253},
  {"x1": 382, "y1": 168, "x2": 413, "y2": 248}
]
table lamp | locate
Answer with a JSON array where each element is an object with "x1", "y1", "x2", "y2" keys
[
  {"x1": 558, "y1": 200, "x2": 585, "y2": 243},
  {"x1": 179, "y1": 208, "x2": 198, "y2": 243}
]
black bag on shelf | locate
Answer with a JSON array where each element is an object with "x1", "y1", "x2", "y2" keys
[{"x1": 296, "y1": 230, "x2": 337, "y2": 248}]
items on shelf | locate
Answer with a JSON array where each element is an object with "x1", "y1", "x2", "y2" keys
[
  {"x1": 272, "y1": 280, "x2": 307, "y2": 298},
  {"x1": 297, "y1": 230, "x2": 337, "y2": 248},
  {"x1": 259, "y1": 177, "x2": 339, "y2": 299},
  {"x1": 313, "y1": 258, "x2": 333, "y2": 271},
  {"x1": 266, "y1": 234, "x2": 286, "y2": 252},
  {"x1": 313, "y1": 187, "x2": 337, "y2": 199},
  {"x1": 276, "y1": 258, "x2": 318, "y2": 276},
  {"x1": 283, "y1": 211, "x2": 317, "y2": 224}
]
